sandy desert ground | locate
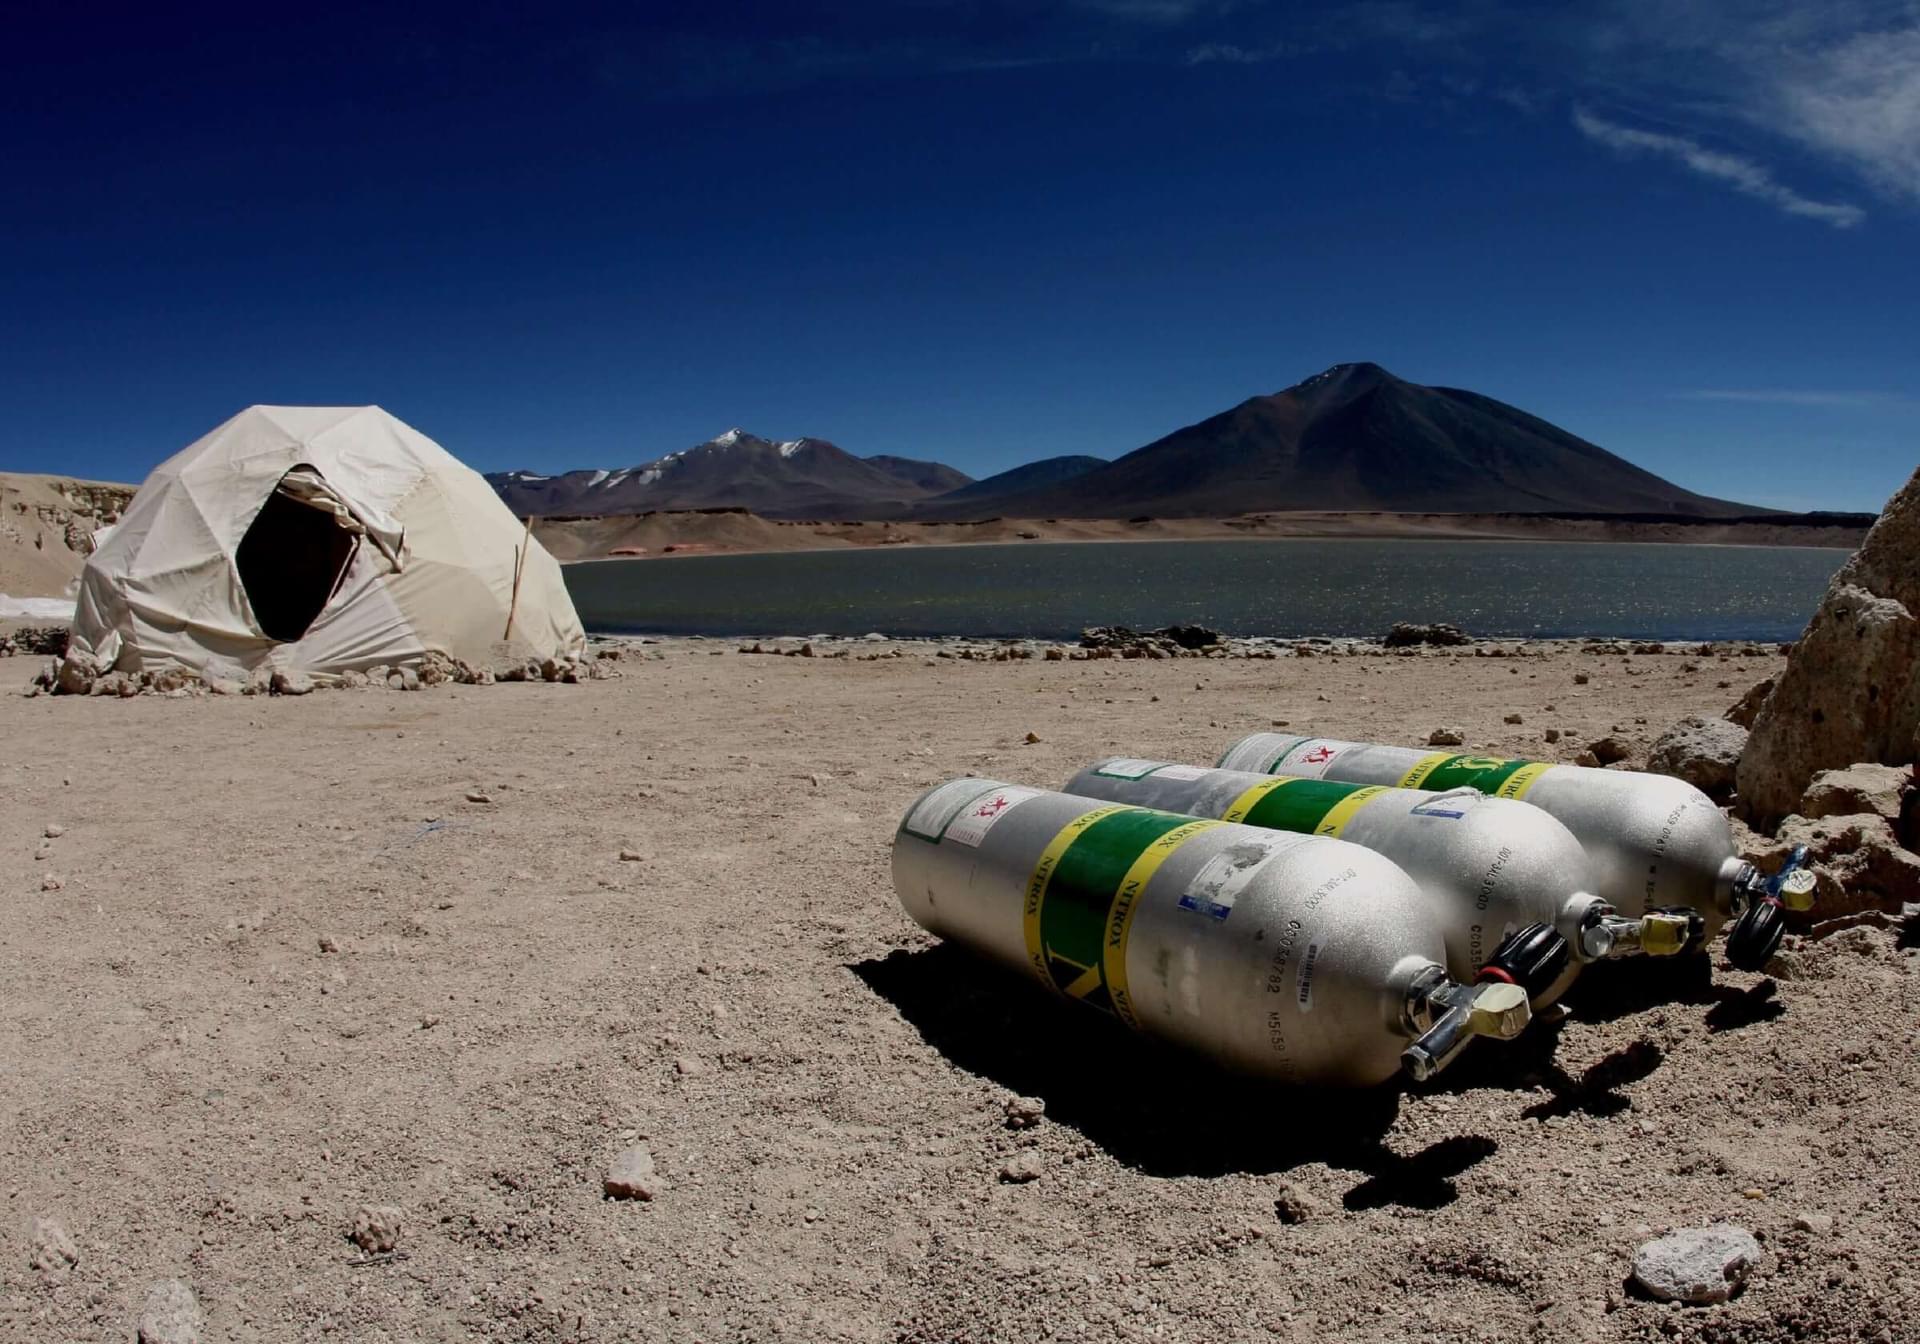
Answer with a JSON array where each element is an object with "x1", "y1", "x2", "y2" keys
[{"x1": 3, "y1": 639, "x2": 1914, "y2": 1343}]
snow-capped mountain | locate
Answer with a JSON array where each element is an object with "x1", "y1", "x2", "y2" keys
[{"x1": 486, "y1": 429, "x2": 971, "y2": 519}]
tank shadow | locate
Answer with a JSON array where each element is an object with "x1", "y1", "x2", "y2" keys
[
  {"x1": 1704, "y1": 977, "x2": 1783, "y2": 1032},
  {"x1": 853, "y1": 944, "x2": 1498, "y2": 1204},
  {"x1": 1518, "y1": 1039, "x2": 1666, "y2": 1121},
  {"x1": 1558, "y1": 953, "x2": 1718, "y2": 1023}
]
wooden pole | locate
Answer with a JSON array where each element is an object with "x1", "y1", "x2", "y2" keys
[{"x1": 503, "y1": 514, "x2": 533, "y2": 641}]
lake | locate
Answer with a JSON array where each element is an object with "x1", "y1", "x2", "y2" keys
[{"x1": 563, "y1": 539, "x2": 1846, "y2": 642}]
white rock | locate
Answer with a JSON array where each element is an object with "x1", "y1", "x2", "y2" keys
[
  {"x1": 1631, "y1": 1225, "x2": 1761, "y2": 1304},
  {"x1": 999, "y1": 1150, "x2": 1046, "y2": 1184},
  {"x1": 28, "y1": 1215, "x2": 78, "y2": 1281},
  {"x1": 604, "y1": 1144, "x2": 662, "y2": 1200},
  {"x1": 137, "y1": 1278, "x2": 204, "y2": 1344}
]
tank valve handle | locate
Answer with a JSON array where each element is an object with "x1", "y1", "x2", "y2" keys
[
  {"x1": 1639, "y1": 907, "x2": 1709, "y2": 958},
  {"x1": 1565, "y1": 898, "x2": 1696, "y2": 961},
  {"x1": 1725, "y1": 844, "x2": 1815, "y2": 972},
  {"x1": 1477, "y1": 922, "x2": 1572, "y2": 1004},
  {"x1": 1400, "y1": 928, "x2": 1547, "y2": 1082}
]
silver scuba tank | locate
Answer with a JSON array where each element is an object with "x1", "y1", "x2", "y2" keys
[
  {"x1": 892, "y1": 777, "x2": 1540, "y2": 1086},
  {"x1": 1062, "y1": 757, "x2": 1678, "y2": 1005},
  {"x1": 1215, "y1": 733, "x2": 1815, "y2": 970}
]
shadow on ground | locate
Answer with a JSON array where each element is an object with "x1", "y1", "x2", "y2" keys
[{"x1": 855, "y1": 943, "x2": 1506, "y2": 1205}]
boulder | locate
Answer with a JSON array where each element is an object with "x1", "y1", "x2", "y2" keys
[
  {"x1": 269, "y1": 669, "x2": 314, "y2": 696},
  {"x1": 1726, "y1": 675, "x2": 1776, "y2": 729},
  {"x1": 1647, "y1": 716, "x2": 1748, "y2": 802},
  {"x1": 55, "y1": 650, "x2": 100, "y2": 695},
  {"x1": 136, "y1": 1279, "x2": 204, "y2": 1344},
  {"x1": 1800, "y1": 762, "x2": 1910, "y2": 822},
  {"x1": 1738, "y1": 469, "x2": 1920, "y2": 825},
  {"x1": 1383, "y1": 622, "x2": 1470, "y2": 647},
  {"x1": 1742, "y1": 811, "x2": 1920, "y2": 916}
]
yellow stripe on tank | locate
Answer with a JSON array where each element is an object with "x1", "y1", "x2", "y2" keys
[
  {"x1": 1103, "y1": 818, "x2": 1223, "y2": 1029},
  {"x1": 1223, "y1": 777, "x2": 1298, "y2": 824},
  {"x1": 1022, "y1": 805, "x2": 1128, "y2": 985},
  {"x1": 1312, "y1": 785, "x2": 1391, "y2": 837}
]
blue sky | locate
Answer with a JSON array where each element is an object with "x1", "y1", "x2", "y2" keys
[{"x1": 2, "y1": 1, "x2": 1914, "y2": 511}]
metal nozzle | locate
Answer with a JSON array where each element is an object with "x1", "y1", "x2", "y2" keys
[
  {"x1": 1401, "y1": 977, "x2": 1532, "y2": 1082},
  {"x1": 1724, "y1": 844, "x2": 1814, "y2": 971},
  {"x1": 1563, "y1": 895, "x2": 1700, "y2": 962}
]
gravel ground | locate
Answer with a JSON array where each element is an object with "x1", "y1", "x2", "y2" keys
[{"x1": 2, "y1": 639, "x2": 1912, "y2": 1343}]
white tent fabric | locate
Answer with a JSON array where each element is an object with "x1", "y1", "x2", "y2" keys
[{"x1": 70, "y1": 405, "x2": 585, "y2": 678}]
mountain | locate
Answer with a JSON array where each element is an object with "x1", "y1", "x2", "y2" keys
[
  {"x1": 981, "y1": 363, "x2": 1758, "y2": 518},
  {"x1": 486, "y1": 429, "x2": 974, "y2": 520},
  {"x1": 914, "y1": 456, "x2": 1108, "y2": 516}
]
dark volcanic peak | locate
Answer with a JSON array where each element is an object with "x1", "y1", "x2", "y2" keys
[
  {"x1": 485, "y1": 428, "x2": 973, "y2": 520},
  {"x1": 914, "y1": 455, "x2": 1109, "y2": 517},
  {"x1": 972, "y1": 363, "x2": 1758, "y2": 519}
]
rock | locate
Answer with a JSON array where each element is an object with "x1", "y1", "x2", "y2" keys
[
  {"x1": 1573, "y1": 672, "x2": 1590, "y2": 685},
  {"x1": 27, "y1": 1215, "x2": 78, "y2": 1282},
  {"x1": 1043, "y1": 646, "x2": 1064, "y2": 661},
  {"x1": 1157, "y1": 623, "x2": 1223, "y2": 649},
  {"x1": 999, "y1": 1151, "x2": 1046, "y2": 1184},
  {"x1": 317, "y1": 934, "x2": 339, "y2": 953},
  {"x1": 270, "y1": 669, "x2": 314, "y2": 696},
  {"x1": 1646, "y1": 716, "x2": 1748, "y2": 802},
  {"x1": 1427, "y1": 727, "x2": 1465, "y2": 747},
  {"x1": 1726, "y1": 675, "x2": 1776, "y2": 729},
  {"x1": 1801, "y1": 762, "x2": 1910, "y2": 822},
  {"x1": 338, "y1": 669, "x2": 368, "y2": 689},
  {"x1": 673, "y1": 1055, "x2": 706, "y2": 1077},
  {"x1": 40, "y1": 873, "x2": 64, "y2": 892},
  {"x1": 1543, "y1": 728, "x2": 1561, "y2": 744},
  {"x1": 43, "y1": 823, "x2": 64, "y2": 838},
  {"x1": 393, "y1": 666, "x2": 421, "y2": 692},
  {"x1": 1503, "y1": 712, "x2": 1523, "y2": 724},
  {"x1": 1747, "y1": 812, "x2": 1920, "y2": 916},
  {"x1": 1023, "y1": 731, "x2": 1042, "y2": 744},
  {"x1": 347, "y1": 1204, "x2": 403, "y2": 1253},
  {"x1": 1004, "y1": 1096, "x2": 1045, "y2": 1129},
  {"x1": 136, "y1": 1279, "x2": 204, "y2": 1344},
  {"x1": 1793, "y1": 1212, "x2": 1834, "y2": 1236},
  {"x1": 1383, "y1": 622, "x2": 1470, "y2": 647},
  {"x1": 1631, "y1": 1225, "x2": 1761, "y2": 1304},
  {"x1": 1273, "y1": 1182, "x2": 1321, "y2": 1225},
  {"x1": 55, "y1": 650, "x2": 100, "y2": 695},
  {"x1": 604, "y1": 1144, "x2": 662, "y2": 1200},
  {"x1": 1738, "y1": 469, "x2": 1920, "y2": 824},
  {"x1": 465, "y1": 791, "x2": 492, "y2": 804},
  {"x1": 1587, "y1": 735, "x2": 1631, "y2": 766},
  {"x1": 618, "y1": 848, "x2": 644, "y2": 862},
  {"x1": 206, "y1": 677, "x2": 246, "y2": 696}
]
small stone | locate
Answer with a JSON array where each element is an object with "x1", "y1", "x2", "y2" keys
[
  {"x1": 1427, "y1": 727, "x2": 1464, "y2": 747},
  {"x1": 1273, "y1": 1182, "x2": 1321, "y2": 1225},
  {"x1": 347, "y1": 1204, "x2": 403, "y2": 1253},
  {"x1": 1793, "y1": 1212, "x2": 1833, "y2": 1236},
  {"x1": 604, "y1": 1144, "x2": 662, "y2": 1200},
  {"x1": 1503, "y1": 713, "x2": 1523, "y2": 724},
  {"x1": 465, "y1": 791, "x2": 492, "y2": 804},
  {"x1": 136, "y1": 1278, "x2": 204, "y2": 1344},
  {"x1": 317, "y1": 935, "x2": 339, "y2": 953},
  {"x1": 1631, "y1": 1225, "x2": 1761, "y2": 1304},
  {"x1": 999, "y1": 1151, "x2": 1046, "y2": 1184},
  {"x1": 1574, "y1": 672, "x2": 1590, "y2": 685},
  {"x1": 43, "y1": 823, "x2": 65, "y2": 839},
  {"x1": 270, "y1": 669, "x2": 314, "y2": 696},
  {"x1": 1544, "y1": 728, "x2": 1562, "y2": 744},
  {"x1": 40, "y1": 873, "x2": 64, "y2": 892},
  {"x1": 1024, "y1": 731, "x2": 1042, "y2": 744},
  {"x1": 1004, "y1": 1096, "x2": 1045, "y2": 1129},
  {"x1": 674, "y1": 1055, "x2": 706, "y2": 1077},
  {"x1": 618, "y1": 848, "x2": 644, "y2": 862},
  {"x1": 28, "y1": 1215, "x2": 78, "y2": 1282}
]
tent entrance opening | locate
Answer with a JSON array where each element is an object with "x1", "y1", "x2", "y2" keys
[{"x1": 237, "y1": 481, "x2": 359, "y2": 642}]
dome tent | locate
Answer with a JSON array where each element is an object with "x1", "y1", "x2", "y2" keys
[{"x1": 69, "y1": 405, "x2": 585, "y2": 682}]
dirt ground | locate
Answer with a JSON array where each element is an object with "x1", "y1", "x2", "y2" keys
[{"x1": 2, "y1": 641, "x2": 1913, "y2": 1343}]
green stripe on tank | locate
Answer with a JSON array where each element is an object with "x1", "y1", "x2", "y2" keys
[
  {"x1": 1040, "y1": 809, "x2": 1194, "y2": 1006},
  {"x1": 1422, "y1": 756, "x2": 1539, "y2": 794},
  {"x1": 1240, "y1": 778, "x2": 1366, "y2": 835}
]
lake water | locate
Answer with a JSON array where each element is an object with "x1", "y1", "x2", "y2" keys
[{"x1": 563, "y1": 539, "x2": 1846, "y2": 642}]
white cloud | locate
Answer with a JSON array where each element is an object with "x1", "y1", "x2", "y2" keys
[
  {"x1": 1572, "y1": 107, "x2": 1865, "y2": 226},
  {"x1": 1769, "y1": 24, "x2": 1920, "y2": 201}
]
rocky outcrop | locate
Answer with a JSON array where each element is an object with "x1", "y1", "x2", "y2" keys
[
  {"x1": 1737, "y1": 465, "x2": 1920, "y2": 826},
  {"x1": 1648, "y1": 715, "x2": 1748, "y2": 802},
  {"x1": 1383, "y1": 622, "x2": 1470, "y2": 647},
  {"x1": 1725, "y1": 675, "x2": 1775, "y2": 729}
]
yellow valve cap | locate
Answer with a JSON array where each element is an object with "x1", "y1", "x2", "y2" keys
[
  {"x1": 1641, "y1": 912, "x2": 1695, "y2": 957},
  {"x1": 1467, "y1": 982, "x2": 1531, "y2": 1040},
  {"x1": 1779, "y1": 869, "x2": 1818, "y2": 913}
]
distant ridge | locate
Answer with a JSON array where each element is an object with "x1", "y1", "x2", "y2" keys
[
  {"x1": 485, "y1": 363, "x2": 1761, "y2": 520},
  {"x1": 980, "y1": 363, "x2": 1760, "y2": 518}
]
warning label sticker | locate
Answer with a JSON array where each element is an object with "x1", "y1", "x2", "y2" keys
[
  {"x1": 1091, "y1": 758, "x2": 1169, "y2": 780},
  {"x1": 1179, "y1": 835, "x2": 1307, "y2": 919},
  {"x1": 1279, "y1": 739, "x2": 1348, "y2": 779},
  {"x1": 940, "y1": 786, "x2": 1043, "y2": 847}
]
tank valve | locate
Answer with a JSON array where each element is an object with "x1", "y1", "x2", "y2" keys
[
  {"x1": 1639, "y1": 907, "x2": 1708, "y2": 958},
  {"x1": 1477, "y1": 922, "x2": 1572, "y2": 1003},
  {"x1": 1400, "y1": 927, "x2": 1548, "y2": 1082},
  {"x1": 1725, "y1": 844, "x2": 1815, "y2": 972},
  {"x1": 1566, "y1": 899, "x2": 1698, "y2": 961}
]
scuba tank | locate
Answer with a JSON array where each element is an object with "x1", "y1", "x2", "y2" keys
[
  {"x1": 892, "y1": 778, "x2": 1553, "y2": 1085},
  {"x1": 1216, "y1": 734, "x2": 1815, "y2": 970}
]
